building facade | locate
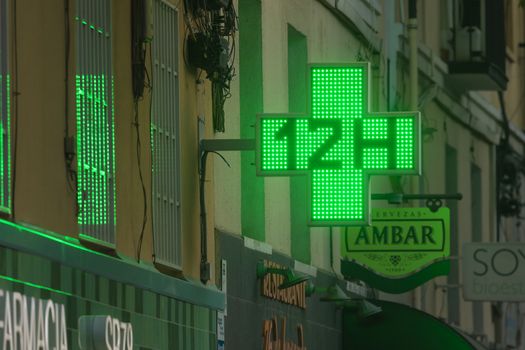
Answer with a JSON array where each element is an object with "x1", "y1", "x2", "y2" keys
[
  {"x1": 0, "y1": 0, "x2": 524, "y2": 349},
  {"x1": 214, "y1": 0, "x2": 525, "y2": 349},
  {"x1": 0, "y1": 0, "x2": 223, "y2": 349}
]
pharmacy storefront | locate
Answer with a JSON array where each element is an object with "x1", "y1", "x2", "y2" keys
[{"x1": 0, "y1": 221, "x2": 223, "y2": 349}]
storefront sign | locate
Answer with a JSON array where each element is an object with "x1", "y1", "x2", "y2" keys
[
  {"x1": 0, "y1": 289, "x2": 68, "y2": 350},
  {"x1": 341, "y1": 207, "x2": 450, "y2": 293},
  {"x1": 262, "y1": 317, "x2": 305, "y2": 350},
  {"x1": 78, "y1": 315, "x2": 133, "y2": 350},
  {"x1": 261, "y1": 261, "x2": 307, "y2": 309},
  {"x1": 256, "y1": 63, "x2": 421, "y2": 226},
  {"x1": 463, "y1": 243, "x2": 525, "y2": 301}
]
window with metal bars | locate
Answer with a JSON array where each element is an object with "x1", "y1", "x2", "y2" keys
[
  {"x1": 151, "y1": 0, "x2": 182, "y2": 269},
  {"x1": 75, "y1": 0, "x2": 116, "y2": 246},
  {"x1": 0, "y1": 0, "x2": 11, "y2": 214}
]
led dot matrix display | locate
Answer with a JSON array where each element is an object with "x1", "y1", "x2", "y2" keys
[
  {"x1": 75, "y1": 0, "x2": 116, "y2": 242},
  {"x1": 0, "y1": 0, "x2": 11, "y2": 214},
  {"x1": 76, "y1": 75, "x2": 114, "y2": 227},
  {"x1": 256, "y1": 63, "x2": 421, "y2": 226}
]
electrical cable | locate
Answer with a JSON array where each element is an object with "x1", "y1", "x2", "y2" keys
[
  {"x1": 184, "y1": 0, "x2": 237, "y2": 132},
  {"x1": 329, "y1": 226, "x2": 336, "y2": 276},
  {"x1": 199, "y1": 150, "x2": 209, "y2": 283},
  {"x1": 131, "y1": 0, "x2": 151, "y2": 262},
  {"x1": 133, "y1": 44, "x2": 151, "y2": 262},
  {"x1": 131, "y1": 0, "x2": 147, "y2": 100},
  {"x1": 148, "y1": 42, "x2": 155, "y2": 263},
  {"x1": 198, "y1": 148, "x2": 230, "y2": 284},
  {"x1": 64, "y1": 0, "x2": 77, "y2": 197},
  {"x1": 134, "y1": 99, "x2": 148, "y2": 262},
  {"x1": 182, "y1": 0, "x2": 239, "y2": 281}
]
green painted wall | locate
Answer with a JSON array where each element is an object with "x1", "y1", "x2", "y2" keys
[
  {"x1": 287, "y1": 25, "x2": 310, "y2": 263},
  {"x1": 239, "y1": 0, "x2": 265, "y2": 241},
  {"x1": 0, "y1": 246, "x2": 217, "y2": 349}
]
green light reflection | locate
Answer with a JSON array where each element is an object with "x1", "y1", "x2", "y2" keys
[{"x1": 0, "y1": 273, "x2": 73, "y2": 297}]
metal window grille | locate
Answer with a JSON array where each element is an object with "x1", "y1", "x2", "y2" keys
[
  {"x1": 0, "y1": 0, "x2": 10, "y2": 214},
  {"x1": 75, "y1": 0, "x2": 116, "y2": 245},
  {"x1": 151, "y1": 0, "x2": 181, "y2": 269}
]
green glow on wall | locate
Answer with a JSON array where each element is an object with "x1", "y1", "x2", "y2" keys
[
  {"x1": 76, "y1": 74, "x2": 115, "y2": 227},
  {"x1": 0, "y1": 74, "x2": 11, "y2": 214},
  {"x1": 256, "y1": 64, "x2": 421, "y2": 226},
  {"x1": 0, "y1": 273, "x2": 73, "y2": 297},
  {"x1": 6, "y1": 75, "x2": 10, "y2": 211},
  {"x1": 111, "y1": 78, "x2": 116, "y2": 224},
  {"x1": 0, "y1": 76, "x2": 5, "y2": 208},
  {"x1": 0, "y1": 216, "x2": 95, "y2": 253}
]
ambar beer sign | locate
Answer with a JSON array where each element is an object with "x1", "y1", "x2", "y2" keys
[{"x1": 341, "y1": 207, "x2": 450, "y2": 293}]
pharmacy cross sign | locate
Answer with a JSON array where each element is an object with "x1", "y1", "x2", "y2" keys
[{"x1": 255, "y1": 63, "x2": 421, "y2": 226}]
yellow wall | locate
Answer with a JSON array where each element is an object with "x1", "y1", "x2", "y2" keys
[
  {"x1": 10, "y1": 0, "x2": 211, "y2": 282},
  {"x1": 15, "y1": 0, "x2": 77, "y2": 235}
]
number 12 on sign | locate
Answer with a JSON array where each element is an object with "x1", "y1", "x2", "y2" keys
[{"x1": 255, "y1": 63, "x2": 421, "y2": 226}]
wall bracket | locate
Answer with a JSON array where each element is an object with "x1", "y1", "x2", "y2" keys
[
  {"x1": 371, "y1": 193, "x2": 463, "y2": 212},
  {"x1": 198, "y1": 138, "x2": 255, "y2": 285}
]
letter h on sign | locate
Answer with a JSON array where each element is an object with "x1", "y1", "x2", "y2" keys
[{"x1": 256, "y1": 63, "x2": 421, "y2": 226}]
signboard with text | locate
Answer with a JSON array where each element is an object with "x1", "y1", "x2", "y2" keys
[
  {"x1": 341, "y1": 207, "x2": 450, "y2": 293},
  {"x1": 256, "y1": 63, "x2": 421, "y2": 226},
  {"x1": 463, "y1": 243, "x2": 525, "y2": 301},
  {"x1": 261, "y1": 260, "x2": 307, "y2": 309},
  {"x1": 0, "y1": 289, "x2": 68, "y2": 350}
]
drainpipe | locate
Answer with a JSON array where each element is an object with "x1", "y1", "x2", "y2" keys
[
  {"x1": 408, "y1": 0, "x2": 419, "y2": 310},
  {"x1": 408, "y1": 0, "x2": 418, "y2": 111},
  {"x1": 385, "y1": 0, "x2": 402, "y2": 111}
]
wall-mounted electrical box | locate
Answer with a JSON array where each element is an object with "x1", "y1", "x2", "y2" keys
[{"x1": 447, "y1": 0, "x2": 507, "y2": 91}]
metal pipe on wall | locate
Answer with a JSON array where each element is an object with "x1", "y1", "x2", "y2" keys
[
  {"x1": 408, "y1": 0, "x2": 419, "y2": 311},
  {"x1": 408, "y1": 0, "x2": 418, "y2": 111}
]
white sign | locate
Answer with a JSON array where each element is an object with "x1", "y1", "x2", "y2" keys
[
  {"x1": 221, "y1": 259, "x2": 227, "y2": 316},
  {"x1": 217, "y1": 311, "x2": 225, "y2": 342},
  {"x1": 463, "y1": 243, "x2": 525, "y2": 301},
  {"x1": 217, "y1": 311, "x2": 225, "y2": 350},
  {"x1": 0, "y1": 288, "x2": 68, "y2": 350},
  {"x1": 78, "y1": 315, "x2": 133, "y2": 350}
]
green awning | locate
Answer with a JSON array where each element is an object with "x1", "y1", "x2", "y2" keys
[{"x1": 343, "y1": 300, "x2": 488, "y2": 350}]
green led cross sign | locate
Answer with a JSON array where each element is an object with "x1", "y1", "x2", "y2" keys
[{"x1": 256, "y1": 63, "x2": 421, "y2": 226}]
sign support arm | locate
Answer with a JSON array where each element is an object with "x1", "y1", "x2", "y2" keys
[
  {"x1": 371, "y1": 193, "x2": 463, "y2": 212},
  {"x1": 198, "y1": 139, "x2": 255, "y2": 285}
]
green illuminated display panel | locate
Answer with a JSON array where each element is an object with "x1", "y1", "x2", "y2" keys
[
  {"x1": 76, "y1": 75, "x2": 116, "y2": 227},
  {"x1": 256, "y1": 63, "x2": 421, "y2": 226}
]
